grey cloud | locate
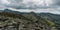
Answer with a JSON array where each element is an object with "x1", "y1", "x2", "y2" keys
[
  {"x1": 0, "y1": 0, "x2": 60, "y2": 9},
  {"x1": 0, "y1": 0, "x2": 60, "y2": 14},
  {"x1": 51, "y1": 0, "x2": 60, "y2": 6}
]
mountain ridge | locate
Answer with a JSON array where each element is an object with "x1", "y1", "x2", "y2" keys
[{"x1": 0, "y1": 9, "x2": 60, "y2": 30}]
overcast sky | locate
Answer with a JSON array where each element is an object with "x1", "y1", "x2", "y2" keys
[{"x1": 0, "y1": 0, "x2": 60, "y2": 14}]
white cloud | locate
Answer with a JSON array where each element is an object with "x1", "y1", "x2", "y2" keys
[
  {"x1": 9, "y1": 8, "x2": 60, "y2": 14},
  {"x1": 1, "y1": 0, "x2": 10, "y2": 4}
]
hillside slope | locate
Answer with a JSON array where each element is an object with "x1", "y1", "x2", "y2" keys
[
  {"x1": 39, "y1": 13, "x2": 60, "y2": 30},
  {"x1": 0, "y1": 12, "x2": 56, "y2": 30}
]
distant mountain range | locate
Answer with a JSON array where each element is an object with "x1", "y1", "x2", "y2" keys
[{"x1": 0, "y1": 9, "x2": 60, "y2": 23}]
